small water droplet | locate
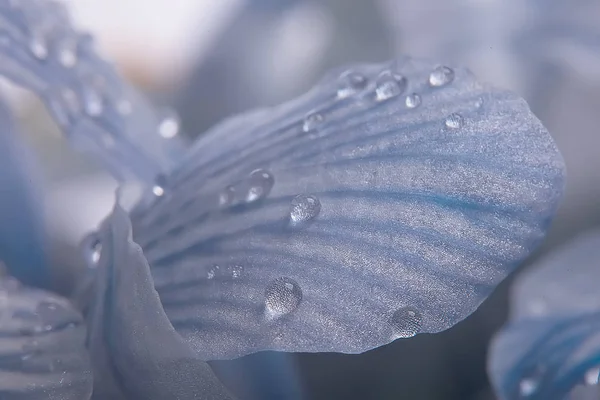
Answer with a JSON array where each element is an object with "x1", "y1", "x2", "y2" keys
[
  {"x1": 218, "y1": 186, "x2": 235, "y2": 207},
  {"x1": 584, "y1": 367, "x2": 600, "y2": 386},
  {"x1": 302, "y1": 113, "x2": 324, "y2": 133},
  {"x1": 265, "y1": 277, "x2": 302, "y2": 318},
  {"x1": 246, "y1": 169, "x2": 274, "y2": 202},
  {"x1": 429, "y1": 66, "x2": 455, "y2": 87},
  {"x1": 444, "y1": 113, "x2": 463, "y2": 129},
  {"x1": 152, "y1": 175, "x2": 167, "y2": 197},
  {"x1": 232, "y1": 265, "x2": 243, "y2": 279},
  {"x1": 405, "y1": 93, "x2": 421, "y2": 108},
  {"x1": 158, "y1": 115, "x2": 180, "y2": 139},
  {"x1": 29, "y1": 37, "x2": 48, "y2": 60},
  {"x1": 475, "y1": 97, "x2": 484, "y2": 109},
  {"x1": 337, "y1": 70, "x2": 368, "y2": 98},
  {"x1": 389, "y1": 306, "x2": 422, "y2": 338},
  {"x1": 207, "y1": 266, "x2": 216, "y2": 280},
  {"x1": 290, "y1": 194, "x2": 321, "y2": 224},
  {"x1": 83, "y1": 89, "x2": 103, "y2": 116},
  {"x1": 375, "y1": 71, "x2": 407, "y2": 102},
  {"x1": 58, "y1": 47, "x2": 77, "y2": 68}
]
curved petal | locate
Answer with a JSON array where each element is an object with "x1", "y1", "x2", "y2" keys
[
  {"x1": 488, "y1": 232, "x2": 600, "y2": 400},
  {"x1": 127, "y1": 57, "x2": 565, "y2": 360},
  {"x1": 0, "y1": 0, "x2": 184, "y2": 182},
  {"x1": 86, "y1": 202, "x2": 234, "y2": 399},
  {"x1": 0, "y1": 276, "x2": 92, "y2": 399}
]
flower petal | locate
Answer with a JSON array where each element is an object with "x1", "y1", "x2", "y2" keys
[
  {"x1": 488, "y1": 232, "x2": 600, "y2": 400},
  {"x1": 0, "y1": 0, "x2": 184, "y2": 182},
  {"x1": 0, "y1": 276, "x2": 92, "y2": 399},
  {"x1": 129, "y1": 57, "x2": 565, "y2": 360},
  {"x1": 86, "y1": 202, "x2": 233, "y2": 399}
]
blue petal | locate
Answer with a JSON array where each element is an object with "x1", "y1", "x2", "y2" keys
[
  {"x1": 0, "y1": 0, "x2": 185, "y2": 183},
  {"x1": 0, "y1": 276, "x2": 92, "y2": 399},
  {"x1": 128, "y1": 57, "x2": 565, "y2": 360},
  {"x1": 0, "y1": 97, "x2": 47, "y2": 287},
  {"x1": 85, "y1": 203, "x2": 233, "y2": 399},
  {"x1": 489, "y1": 232, "x2": 600, "y2": 400}
]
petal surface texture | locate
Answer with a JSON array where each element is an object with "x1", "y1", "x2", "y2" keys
[
  {"x1": 489, "y1": 232, "x2": 600, "y2": 400},
  {"x1": 0, "y1": 277, "x2": 92, "y2": 399},
  {"x1": 129, "y1": 57, "x2": 565, "y2": 360}
]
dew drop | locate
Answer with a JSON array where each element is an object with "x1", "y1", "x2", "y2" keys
[
  {"x1": 265, "y1": 277, "x2": 302, "y2": 318},
  {"x1": 375, "y1": 71, "x2": 407, "y2": 102},
  {"x1": 152, "y1": 174, "x2": 167, "y2": 197},
  {"x1": 519, "y1": 378, "x2": 538, "y2": 397},
  {"x1": 444, "y1": 113, "x2": 463, "y2": 129},
  {"x1": 29, "y1": 37, "x2": 48, "y2": 60},
  {"x1": 218, "y1": 186, "x2": 235, "y2": 207},
  {"x1": 429, "y1": 66, "x2": 455, "y2": 87},
  {"x1": 337, "y1": 70, "x2": 368, "y2": 98},
  {"x1": 302, "y1": 112, "x2": 324, "y2": 133},
  {"x1": 584, "y1": 366, "x2": 600, "y2": 386},
  {"x1": 389, "y1": 306, "x2": 422, "y2": 338},
  {"x1": 290, "y1": 194, "x2": 321, "y2": 224},
  {"x1": 405, "y1": 93, "x2": 421, "y2": 108},
  {"x1": 246, "y1": 169, "x2": 274, "y2": 202},
  {"x1": 158, "y1": 115, "x2": 180, "y2": 139}
]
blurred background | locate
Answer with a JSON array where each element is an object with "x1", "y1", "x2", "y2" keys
[{"x1": 2, "y1": 0, "x2": 600, "y2": 398}]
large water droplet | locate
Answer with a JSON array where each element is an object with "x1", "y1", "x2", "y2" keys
[
  {"x1": 389, "y1": 306, "x2": 422, "y2": 338},
  {"x1": 265, "y1": 277, "x2": 302, "y2": 318},
  {"x1": 246, "y1": 169, "x2": 274, "y2": 202},
  {"x1": 337, "y1": 70, "x2": 368, "y2": 98},
  {"x1": 429, "y1": 66, "x2": 455, "y2": 87},
  {"x1": 375, "y1": 71, "x2": 407, "y2": 102},
  {"x1": 445, "y1": 113, "x2": 464, "y2": 129},
  {"x1": 290, "y1": 194, "x2": 321, "y2": 224},
  {"x1": 302, "y1": 113, "x2": 324, "y2": 133},
  {"x1": 218, "y1": 185, "x2": 236, "y2": 207},
  {"x1": 405, "y1": 93, "x2": 421, "y2": 109}
]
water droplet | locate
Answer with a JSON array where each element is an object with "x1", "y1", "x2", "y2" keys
[
  {"x1": 83, "y1": 89, "x2": 103, "y2": 116},
  {"x1": 302, "y1": 113, "x2": 324, "y2": 133},
  {"x1": 246, "y1": 169, "x2": 274, "y2": 202},
  {"x1": 444, "y1": 113, "x2": 463, "y2": 129},
  {"x1": 375, "y1": 71, "x2": 407, "y2": 102},
  {"x1": 290, "y1": 194, "x2": 321, "y2": 224},
  {"x1": 337, "y1": 70, "x2": 368, "y2": 98},
  {"x1": 158, "y1": 115, "x2": 180, "y2": 139},
  {"x1": 152, "y1": 185, "x2": 165, "y2": 197},
  {"x1": 29, "y1": 37, "x2": 48, "y2": 60},
  {"x1": 218, "y1": 186, "x2": 235, "y2": 207},
  {"x1": 405, "y1": 93, "x2": 421, "y2": 108},
  {"x1": 389, "y1": 306, "x2": 422, "y2": 338},
  {"x1": 152, "y1": 174, "x2": 167, "y2": 197},
  {"x1": 429, "y1": 66, "x2": 455, "y2": 87},
  {"x1": 519, "y1": 378, "x2": 538, "y2": 397},
  {"x1": 86, "y1": 237, "x2": 102, "y2": 266},
  {"x1": 58, "y1": 47, "x2": 77, "y2": 68},
  {"x1": 265, "y1": 277, "x2": 302, "y2": 318},
  {"x1": 584, "y1": 367, "x2": 600, "y2": 386}
]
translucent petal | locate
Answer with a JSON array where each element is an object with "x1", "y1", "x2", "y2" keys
[
  {"x1": 489, "y1": 232, "x2": 600, "y2": 400},
  {"x1": 86, "y1": 203, "x2": 233, "y2": 399},
  {"x1": 0, "y1": 276, "x2": 92, "y2": 399},
  {"x1": 127, "y1": 57, "x2": 565, "y2": 360},
  {"x1": 0, "y1": 0, "x2": 184, "y2": 182},
  {"x1": 0, "y1": 97, "x2": 46, "y2": 287}
]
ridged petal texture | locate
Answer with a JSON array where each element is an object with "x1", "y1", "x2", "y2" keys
[
  {"x1": 0, "y1": 0, "x2": 184, "y2": 182},
  {"x1": 115, "y1": 56, "x2": 565, "y2": 360},
  {"x1": 86, "y1": 204, "x2": 233, "y2": 400},
  {"x1": 0, "y1": 276, "x2": 92, "y2": 400},
  {"x1": 489, "y1": 232, "x2": 600, "y2": 400}
]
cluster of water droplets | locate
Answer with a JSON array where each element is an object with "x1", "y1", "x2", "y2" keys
[{"x1": 206, "y1": 264, "x2": 244, "y2": 281}]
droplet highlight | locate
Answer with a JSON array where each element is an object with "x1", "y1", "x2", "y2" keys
[
  {"x1": 375, "y1": 71, "x2": 407, "y2": 102},
  {"x1": 389, "y1": 306, "x2": 422, "y2": 338},
  {"x1": 405, "y1": 93, "x2": 421, "y2": 109},
  {"x1": 337, "y1": 70, "x2": 368, "y2": 98},
  {"x1": 246, "y1": 169, "x2": 274, "y2": 202},
  {"x1": 265, "y1": 277, "x2": 302, "y2": 318},
  {"x1": 429, "y1": 66, "x2": 455, "y2": 87},
  {"x1": 290, "y1": 194, "x2": 321, "y2": 224},
  {"x1": 445, "y1": 113, "x2": 464, "y2": 129}
]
